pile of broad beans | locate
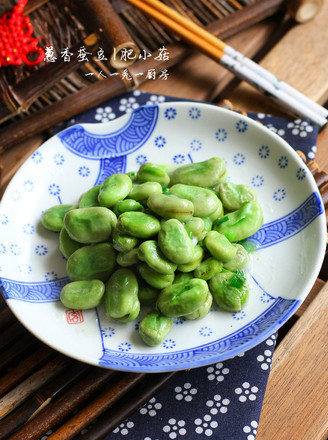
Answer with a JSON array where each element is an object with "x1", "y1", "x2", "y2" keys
[{"x1": 41, "y1": 157, "x2": 263, "y2": 346}]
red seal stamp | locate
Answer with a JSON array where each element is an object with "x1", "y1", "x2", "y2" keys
[{"x1": 66, "y1": 309, "x2": 84, "y2": 324}]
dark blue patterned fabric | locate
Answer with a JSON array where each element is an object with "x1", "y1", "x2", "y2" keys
[{"x1": 55, "y1": 91, "x2": 318, "y2": 440}]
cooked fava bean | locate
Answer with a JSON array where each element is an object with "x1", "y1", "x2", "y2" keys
[
  {"x1": 138, "y1": 240, "x2": 177, "y2": 274},
  {"x1": 147, "y1": 192, "x2": 194, "y2": 222},
  {"x1": 177, "y1": 245, "x2": 204, "y2": 272},
  {"x1": 112, "y1": 228, "x2": 139, "y2": 253},
  {"x1": 98, "y1": 173, "x2": 132, "y2": 208},
  {"x1": 218, "y1": 182, "x2": 257, "y2": 211},
  {"x1": 204, "y1": 230, "x2": 237, "y2": 262},
  {"x1": 126, "y1": 171, "x2": 138, "y2": 182},
  {"x1": 59, "y1": 227, "x2": 83, "y2": 259},
  {"x1": 223, "y1": 244, "x2": 249, "y2": 271},
  {"x1": 64, "y1": 207, "x2": 112, "y2": 244},
  {"x1": 137, "y1": 162, "x2": 170, "y2": 187},
  {"x1": 66, "y1": 242, "x2": 116, "y2": 282},
  {"x1": 194, "y1": 257, "x2": 222, "y2": 280},
  {"x1": 116, "y1": 248, "x2": 139, "y2": 267},
  {"x1": 214, "y1": 201, "x2": 263, "y2": 242},
  {"x1": 185, "y1": 290, "x2": 213, "y2": 320},
  {"x1": 170, "y1": 184, "x2": 221, "y2": 217},
  {"x1": 113, "y1": 199, "x2": 144, "y2": 216},
  {"x1": 138, "y1": 283, "x2": 160, "y2": 305},
  {"x1": 137, "y1": 262, "x2": 174, "y2": 289},
  {"x1": 118, "y1": 211, "x2": 161, "y2": 239},
  {"x1": 158, "y1": 219, "x2": 195, "y2": 264},
  {"x1": 208, "y1": 203, "x2": 224, "y2": 222},
  {"x1": 139, "y1": 311, "x2": 172, "y2": 346},
  {"x1": 60, "y1": 280, "x2": 105, "y2": 309},
  {"x1": 105, "y1": 269, "x2": 140, "y2": 322},
  {"x1": 41, "y1": 204, "x2": 78, "y2": 232},
  {"x1": 173, "y1": 271, "x2": 193, "y2": 284},
  {"x1": 79, "y1": 185, "x2": 101, "y2": 208},
  {"x1": 157, "y1": 278, "x2": 209, "y2": 318},
  {"x1": 184, "y1": 217, "x2": 207, "y2": 242},
  {"x1": 170, "y1": 157, "x2": 226, "y2": 187},
  {"x1": 128, "y1": 181, "x2": 162, "y2": 205},
  {"x1": 209, "y1": 271, "x2": 249, "y2": 312}
]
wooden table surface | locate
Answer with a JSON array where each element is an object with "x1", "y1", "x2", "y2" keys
[{"x1": 1, "y1": 1, "x2": 328, "y2": 439}]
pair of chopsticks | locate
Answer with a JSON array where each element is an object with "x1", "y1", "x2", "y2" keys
[{"x1": 124, "y1": 0, "x2": 328, "y2": 127}]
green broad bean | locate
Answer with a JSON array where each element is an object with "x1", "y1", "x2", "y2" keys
[
  {"x1": 208, "y1": 203, "x2": 224, "y2": 222},
  {"x1": 112, "y1": 228, "x2": 139, "y2": 253},
  {"x1": 170, "y1": 184, "x2": 221, "y2": 217},
  {"x1": 194, "y1": 257, "x2": 222, "y2": 280},
  {"x1": 214, "y1": 201, "x2": 263, "y2": 242},
  {"x1": 139, "y1": 311, "x2": 172, "y2": 346},
  {"x1": 60, "y1": 280, "x2": 105, "y2": 310},
  {"x1": 113, "y1": 199, "x2": 144, "y2": 216},
  {"x1": 223, "y1": 244, "x2": 249, "y2": 271},
  {"x1": 137, "y1": 162, "x2": 170, "y2": 186},
  {"x1": 105, "y1": 268, "x2": 140, "y2": 322},
  {"x1": 79, "y1": 185, "x2": 101, "y2": 208},
  {"x1": 118, "y1": 211, "x2": 161, "y2": 239},
  {"x1": 157, "y1": 278, "x2": 209, "y2": 318},
  {"x1": 201, "y1": 217, "x2": 213, "y2": 233},
  {"x1": 128, "y1": 181, "x2": 162, "y2": 205},
  {"x1": 218, "y1": 182, "x2": 257, "y2": 211},
  {"x1": 116, "y1": 248, "x2": 139, "y2": 267},
  {"x1": 204, "y1": 230, "x2": 237, "y2": 262},
  {"x1": 158, "y1": 219, "x2": 195, "y2": 265},
  {"x1": 64, "y1": 207, "x2": 112, "y2": 244},
  {"x1": 137, "y1": 262, "x2": 174, "y2": 289},
  {"x1": 59, "y1": 228, "x2": 83, "y2": 259},
  {"x1": 147, "y1": 192, "x2": 194, "y2": 222},
  {"x1": 170, "y1": 157, "x2": 226, "y2": 187},
  {"x1": 173, "y1": 272, "x2": 193, "y2": 284},
  {"x1": 184, "y1": 217, "x2": 207, "y2": 242},
  {"x1": 177, "y1": 245, "x2": 204, "y2": 272},
  {"x1": 126, "y1": 171, "x2": 138, "y2": 182},
  {"x1": 138, "y1": 283, "x2": 160, "y2": 305},
  {"x1": 41, "y1": 204, "x2": 78, "y2": 232},
  {"x1": 66, "y1": 242, "x2": 116, "y2": 282},
  {"x1": 185, "y1": 290, "x2": 213, "y2": 320},
  {"x1": 98, "y1": 173, "x2": 132, "y2": 208},
  {"x1": 138, "y1": 240, "x2": 177, "y2": 274},
  {"x1": 209, "y1": 271, "x2": 249, "y2": 312}
]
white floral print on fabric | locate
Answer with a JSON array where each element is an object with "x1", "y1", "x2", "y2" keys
[
  {"x1": 243, "y1": 420, "x2": 258, "y2": 439},
  {"x1": 119, "y1": 97, "x2": 140, "y2": 113},
  {"x1": 287, "y1": 119, "x2": 314, "y2": 137},
  {"x1": 194, "y1": 414, "x2": 218, "y2": 436},
  {"x1": 206, "y1": 395, "x2": 230, "y2": 414},
  {"x1": 146, "y1": 94, "x2": 166, "y2": 105},
  {"x1": 94, "y1": 106, "x2": 116, "y2": 122},
  {"x1": 206, "y1": 362, "x2": 229, "y2": 382},
  {"x1": 163, "y1": 419, "x2": 187, "y2": 439},
  {"x1": 140, "y1": 397, "x2": 162, "y2": 417},
  {"x1": 113, "y1": 421, "x2": 134, "y2": 436},
  {"x1": 175, "y1": 383, "x2": 197, "y2": 402},
  {"x1": 235, "y1": 382, "x2": 259, "y2": 402}
]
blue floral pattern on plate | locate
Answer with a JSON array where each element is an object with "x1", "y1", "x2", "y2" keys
[{"x1": 0, "y1": 101, "x2": 325, "y2": 373}]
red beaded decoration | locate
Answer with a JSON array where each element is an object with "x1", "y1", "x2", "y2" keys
[{"x1": 0, "y1": 0, "x2": 44, "y2": 67}]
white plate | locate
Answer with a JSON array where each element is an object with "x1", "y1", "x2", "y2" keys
[{"x1": 0, "y1": 102, "x2": 326, "y2": 372}]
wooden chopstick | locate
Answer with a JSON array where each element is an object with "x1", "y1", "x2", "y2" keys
[{"x1": 125, "y1": 0, "x2": 328, "y2": 127}]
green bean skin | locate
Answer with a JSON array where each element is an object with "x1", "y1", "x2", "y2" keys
[
  {"x1": 59, "y1": 227, "x2": 83, "y2": 259},
  {"x1": 177, "y1": 245, "x2": 204, "y2": 272},
  {"x1": 105, "y1": 269, "x2": 140, "y2": 322},
  {"x1": 214, "y1": 201, "x2": 263, "y2": 242},
  {"x1": 157, "y1": 278, "x2": 209, "y2": 318},
  {"x1": 128, "y1": 181, "x2": 162, "y2": 205},
  {"x1": 194, "y1": 257, "x2": 222, "y2": 280},
  {"x1": 60, "y1": 280, "x2": 105, "y2": 310},
  {"x1": 137, "y1": 162, "x2": 170, "y2": 187},
  {"x1": 223, "y1": 244, "x2": 249, "y2": 271},
  {"x1": 41, "y1": 204, "x2": 78, "y2": 232},
  {"x1": 158, "y1": 219, "x2": 195, "y2": 264},
  {"x1": 64, "y1": 207, "x2": 113, "y2": 244},
  {"x1": 66, "y1": 243, "x2": 116, "y2": 282},
  {"x1": 137, "y1": 263, "x2": 174, "y2": 289},
  {"x1": 209, "y1": 271, "x2": 249, "y2": 312},
  {"x1": 185, "y1": 290, "x2": 213, "y2": 320},
  {"x1": 118, "y1": 211, "x2": 161, "y2": 239},
  {"x1": 139, "y1": 311, "x2": 172, "y2": 346},
  {"x1": 204, "y1": 230, "x2": 237, "y2": 262},
  {"x1": 208, "y1": 203, "x2": 224, "y2": 222},
  {"x1": 218, "y1": 182, "x2": 257, "y2": 211},
  {"x1": 98, "y1": 174, "x2": 132, "y2": 208},
  {"x1": 116, "y1": 248, "x2": 139, "y2": 267},
  {"x1": 112, "y1": 228, "x2": 139, "y2": 253},
  {"x1": 170, "y1": 157, "x2": 226, "y2": 187},
  {"x1": 147, "y1": 192, "x2": 194, "y2": 222},
  {"x1": 184, "y1": 217, "x2": 207, "y2": 242},
  {"x1": 113, "y1": 199, "x2": 144, "y2": 216},
  {"x1": 138, "y1": 283, "x2": 160, "y2": 305},
  {"x1": 170, "y1": 184, "x2": 221, "y2": 217},
  {"x1": 173, "y1": 272, "x2": 193, "y2": 284},
  {"x1": 138, "y1": 240, "x2": 177, "y2": 274},
  {"x1": 79, "y1": 185, "x2": 101, "y2": 208}
]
